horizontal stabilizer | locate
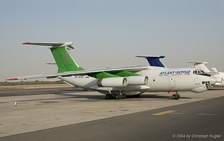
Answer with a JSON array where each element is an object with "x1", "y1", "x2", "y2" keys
[
  {"x1": 136, "y1": 56, "x2": 166, "y2": 67},
  {"x1": 23, "y1": 42, "x2": 74, "y2": 49}
]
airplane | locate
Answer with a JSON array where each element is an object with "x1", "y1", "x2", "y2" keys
[
  {"x1": 189, "y1": 62, "x2": 224, "y2": 87},
  {"x1": 7, "y1": 42, "x2": 214, "y2": 100}
]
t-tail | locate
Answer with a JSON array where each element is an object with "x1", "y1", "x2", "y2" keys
[
  {"x1": 23, "y1": 42, "x2": 84, "y2": 73},
  {"x1": 188, "y1": 62, "x2": 210, "y2": 72},
  {"x1": 136, "y1": 56, "x2": 166, "y2": 67}
]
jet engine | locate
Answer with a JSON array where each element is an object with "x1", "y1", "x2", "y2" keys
[
  {"x1": 97, "y1": 77, "x2": 128, "y2": 87},
  {"x1": 126, "y1": 76, "x2": 148, "y2": 85}
]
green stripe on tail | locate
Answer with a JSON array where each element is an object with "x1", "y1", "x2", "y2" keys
[{"x1": 50, "y1": 46, "x2": 84, "y2": 73}]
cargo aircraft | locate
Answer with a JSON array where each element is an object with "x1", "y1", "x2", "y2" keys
[
  {"x1": 7, "y1": 42, "x2": 214, "y2": 100},
  {"x1": 189, "y1": 62, "x2": 224, "y2": 87}
]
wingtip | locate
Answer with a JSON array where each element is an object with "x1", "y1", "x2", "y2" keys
[
  {"x1": 7, "y1": 78, "x2": 18, "y2": 81},
  {"x1": 23, "y1": 42, "x2": 30, "y2": 44}
]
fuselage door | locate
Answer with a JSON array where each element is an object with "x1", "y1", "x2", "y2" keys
[{"x1": 169, "y1": 77, "x2": 176, "y2": 89}]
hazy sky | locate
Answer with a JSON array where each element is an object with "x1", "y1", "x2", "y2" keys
[{"x1": 1, "y1": 0, "x2": 224, "y2": 81}]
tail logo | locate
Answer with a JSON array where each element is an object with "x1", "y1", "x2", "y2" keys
[{"x1": 62, "y1": 53, "x2": 70, "y2": 65}]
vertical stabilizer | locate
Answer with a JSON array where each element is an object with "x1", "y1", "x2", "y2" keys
[
  {"x1": 136, "y1": 56, "x2": 166, "y2": 67},
  {"x1": 188, "y1": 62, "x2": 210, "y2": 72},
  {"x1": 23, "y1": 42, "x2": 84, "y2": 73},
  {"x1": 212, "y1": 68, "x2": 218, "y2": 72},
  {"x1": 50, "y1": 47, "x2": 84, "y2": 72}
]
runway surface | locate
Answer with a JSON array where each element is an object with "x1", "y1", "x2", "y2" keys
[{"x1": 0, "y1": 87, "x2": 223, "y2": 141}]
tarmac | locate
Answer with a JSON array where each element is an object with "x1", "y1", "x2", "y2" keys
[{"x1": 0, "y1": 87, "x2": 223, "y2": 140}]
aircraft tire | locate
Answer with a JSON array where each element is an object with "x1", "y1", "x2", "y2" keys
[
  {"x1": 172, "y1": 94, "x2": 180, "y2": 100},
  {"x1": 105, "y1": 94, "x2": 114, "y2": 99},
  {"x1": 176, "y1": 94, "x2": 180, "y2": 100},
  {"x1": 122, "y1": 95, "x2": 126, "y2": 99},
  {"x1": 126, "y1": 94, "x2": 140, "y2": 98},
  {"x1": 115, "y1": 95, "x2": 121, "y2": 100},
  {"x1": 134, "y1": 94, "x2": 140, "y2": 98}
]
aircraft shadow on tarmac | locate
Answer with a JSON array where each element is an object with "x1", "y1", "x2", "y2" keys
[
  {"x1": 54, "y1": 91, "x2": 192, "y2": 100},
  {"x1": 0, "y1": 88, "x2": 192, "y2": 100},
  {"x1": 140, "y1": 94, "x2": 191, "y2": 99}
]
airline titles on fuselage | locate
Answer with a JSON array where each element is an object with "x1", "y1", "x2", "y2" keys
[{"x1": 159, "y1": 70, "x2": 191, "y2": 76}]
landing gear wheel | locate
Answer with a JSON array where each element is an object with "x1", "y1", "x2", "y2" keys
[
  {"x1": 122, "y1": 95, "x2": 126, "y2": 99},
  {"x1": 115, "y1": 95, "x2": 122, "y2": 100},
  {"x1": 105, "y1": 94, "x2": 114, "y2": 99},
  {"x1": 134, "y1": 94, "x2": 140, "y2": 98},
  {"x1": 176, "y1": 94, "x2": 180, "y2": 100},
  {"x1": 171, "y1": 94, "x2": 180, "y2": 100}
]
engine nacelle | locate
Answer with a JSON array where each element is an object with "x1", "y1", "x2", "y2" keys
[
  {"x1": 97, "y1": 77, "x2": 128, "y2": 87},
  {"x1": 126, "y1": 76, "x2": 148, "y2": 85},
  {"x1": 190, "y1": 86, "x2": 207, "y2": 93}
]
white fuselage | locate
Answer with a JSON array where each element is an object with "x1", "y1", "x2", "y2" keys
[{"x1": 58, "y1": 66, "x2": 211, "y2": 96}]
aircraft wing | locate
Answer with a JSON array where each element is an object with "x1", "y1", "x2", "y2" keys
[
  {"x1": 188, "y1": 62, "x2": 210, "y2": 72},
  {"x1": 7, "y1": 65, "x2": 149, "y2": 80},
  {"x1": 188, "y1": 62, "x2": 219, "y2": 75},
  {"x1": 207, "y1": 72, "x2": 219, "y2": 75}
]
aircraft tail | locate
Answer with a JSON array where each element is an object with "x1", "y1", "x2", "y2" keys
[
  {"x1": 136, "y1": 56, "x2": 166, "y2": 67},
  {"x1": 212, "y1": 68, "x2": 218, "y2": 72},
  {"x1": 188, "y1": 62, "x2": 210, "y2": 72},
  {"x1": 23, "y1": 42, "x2": 84, "y2": 73}
]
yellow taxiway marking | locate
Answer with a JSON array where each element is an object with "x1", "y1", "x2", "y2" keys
[
  {"x1": 85, "y1": 108, "x2": 108, "y2": 113},
  {"x1": 152, "y1": 110, "x2": 176, "y2": 116},
  {"x1": 198, "y1": 113, "x2": 217, "y2": 116}
]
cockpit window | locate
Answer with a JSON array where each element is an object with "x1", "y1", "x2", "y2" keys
[
  {"x1": 193, "y1": 69, "x2": 210, "y2": 76},
  {"x1": 193, "y1": 69, "x2": 204, "y2": 74},
  {"x1": 200, "y1": 70, "x2": 205, "y2": 73},
  {"x1": 193, "y1": 70, "x2": 197, "y2": 74}
]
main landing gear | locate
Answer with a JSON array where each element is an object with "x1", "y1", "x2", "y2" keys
[
  {"x1": 169, "y1": 87, "x2": 180, "y2": 100},
  {"x1": 170, "y1": 93, "x2": 180, "y2": 100},
  {"x1": 105, "y1": 94, "x2": 126, "y2": 99}
]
